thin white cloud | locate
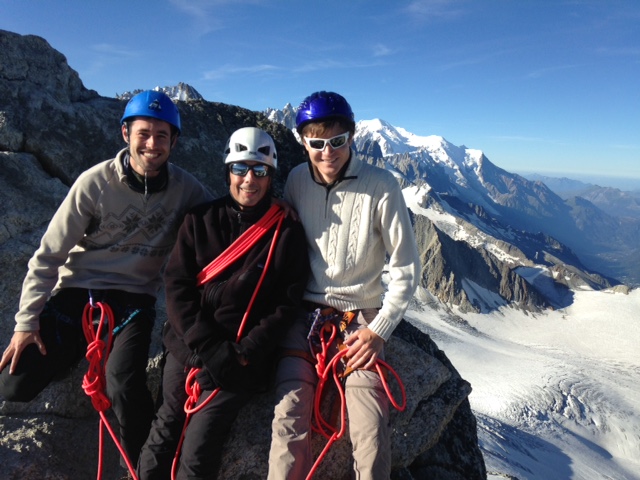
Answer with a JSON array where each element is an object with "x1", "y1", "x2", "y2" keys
[
  {"x1": 168, "y1": 0, "x2": 227, "y2": 36},
  {"x1": 437, "y1": 49, "x2": 515, "y2": 71},
  {"x1": 373, "y1": 43, "x2": 393, "y2": 57},
  {"x1": 91, "y1": 43, "x2": 140, "y2": 58},
  {"x1": 80, "y1": 44, "x2": 141, "y2": 77},
  {"x1": 168, "y1": 0, "x2": 265, "y2": 36},
  {"x1": 404, "y1": 0, "x2": 467, "y2": 19},
  {"x1": 203, "y1": 63, "x2": 280, "y2": 80},
  {"x1": 201, "y1": 57, "x2": 384, "y2": 81},
  {"x1": 491, "y1": 135, "x2": 546, "y2": 143},
  {"x1": 292, "y1": 59, "x2": 384, "y2": 74},
  {"x1": 525, "y1": 64, "x2": 583, "y2": 79}
]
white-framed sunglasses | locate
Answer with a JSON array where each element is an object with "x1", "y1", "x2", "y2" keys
[{"x1": 303, "y1": 131, "x2": 350, "y2": 152}]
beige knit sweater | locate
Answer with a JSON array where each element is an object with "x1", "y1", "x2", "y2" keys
[
  {"x1": 284, "y1": 153, "x2": 420, "y2": 341},
  {"x1": 15, "y1": 149, "x2": 212, "y2": 332}
]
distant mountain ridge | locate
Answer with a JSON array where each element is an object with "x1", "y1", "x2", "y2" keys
[
  {"x1": 116, "y1": 82, "x2": 204, "y2": 102},
  {"x1": 525, "y1": 173, "x2": 640, "y2": 219}
]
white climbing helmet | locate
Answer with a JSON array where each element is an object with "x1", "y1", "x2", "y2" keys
[{"x1": 224, "y1": 127, "x2": 278, "y2": 169}]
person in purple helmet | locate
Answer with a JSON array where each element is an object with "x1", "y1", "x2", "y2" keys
[
  {"x1": 267, "y1": 91, "x2": 421, "y2": 479},
  {"x1": 0, "y1": 90, "x2": 212, "y2": 469}
]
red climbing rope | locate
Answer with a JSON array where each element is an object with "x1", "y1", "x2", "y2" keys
[
  {"x1": 305, "y1": 319, "x2": 407, "y2": 480},
  {"x1": 171, "y1": 206, "x2": 285, "y2": 480},
  {"x1": 196, "y1": 204, "x2": 284, "y2": 287},
  {"x1": 82, "y1": 300, "x2": 139, "y2": 480}
]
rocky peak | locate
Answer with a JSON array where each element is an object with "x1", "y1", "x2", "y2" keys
[{"x1": 116, "y1": 82, "x2": 205, "y2": 102}]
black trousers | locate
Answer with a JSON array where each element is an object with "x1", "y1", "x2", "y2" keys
[
  {"x1": 0, "y1": 288, "x2": 156, "y2": 467},
  {"x1": 137, "y1": 352, "x2": 252, "y2": 480}
]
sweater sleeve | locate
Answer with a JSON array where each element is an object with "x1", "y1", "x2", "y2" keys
[
  {"x1": 14, "y1": 170, "x2": 99, "y2": 331},
  {"x1": 366, "y1": 183, "x2": 421, "y2": 341}
]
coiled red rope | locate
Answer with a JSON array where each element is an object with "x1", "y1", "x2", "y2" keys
[
  {"x1": 82, "y1": 300, "x2": 139, "y2": 480},
  {"x1": 196, "y1": 204, "x2": 284, "y2": 287},
  {"x1": 305, "y1": 320, "x2": 407, "y2": 480},
  {"x1": 171, "y1": 205, "x2": 285, "y2": 480}
]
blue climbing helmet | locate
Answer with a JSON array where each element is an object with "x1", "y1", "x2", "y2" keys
[
  {"x1": 295, "y1": 91, "x2": 355, "y2": 133},
  {"x1": 121, "y1": 90, "x2": 181, "y2": 134}
]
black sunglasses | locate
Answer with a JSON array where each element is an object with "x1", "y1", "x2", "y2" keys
[{"x1": 229, "y1": 163, "x2": 271, "y2": 177}]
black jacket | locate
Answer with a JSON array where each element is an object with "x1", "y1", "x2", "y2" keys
[{"x1": 163, "y1": 195, "x2": 309, "y2": 392}]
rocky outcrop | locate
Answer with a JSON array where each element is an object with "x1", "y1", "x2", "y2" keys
[{"x1": 0, "y1": 29, "x2": 485, "y2": 479}]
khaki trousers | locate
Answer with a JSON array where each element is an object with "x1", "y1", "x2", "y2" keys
[{"x1": 267, "y1": 308, "x2": 391, "y2": 480}]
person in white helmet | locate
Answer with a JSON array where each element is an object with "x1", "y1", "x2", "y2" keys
[{"x1": 137, "y1": 127, "x2": 310, "y2": 480}]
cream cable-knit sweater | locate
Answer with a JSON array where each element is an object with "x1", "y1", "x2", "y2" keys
[
  {"x1": 284, "y1": 153, "x2": 421, "y2": 341},
  {"x1": 14, "y1": 148, "x2": 212, "y2": 332}
]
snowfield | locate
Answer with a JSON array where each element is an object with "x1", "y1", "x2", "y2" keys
[{"x1": 406, "y1": 288, "x2": 640, "y2": 480}]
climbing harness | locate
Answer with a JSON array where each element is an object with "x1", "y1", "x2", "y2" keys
[
  {"x1": 82, "y1": 293, "x2": 139, "y2": 480},
  {"x1": 304, "y1": 307, "x2": 407, "y2": 480},
  {"x1": 172, "y1": 205, "x2": 285, "y2": 479}
]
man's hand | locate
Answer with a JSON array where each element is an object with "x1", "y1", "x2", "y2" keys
[
  {"x1": 343, "y1": 327, "x2": 384, "y2": 370},
  {"x1": 0, "y1": 330, "x2": 46, "y2": 375}
]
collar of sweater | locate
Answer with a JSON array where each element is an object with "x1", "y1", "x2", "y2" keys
[
  {"x1": 121, "y1": 150, "x2": 169, "y2": 194},
  {"x1": 307, "y1": 149, "x2": 359, "y2": 188}
]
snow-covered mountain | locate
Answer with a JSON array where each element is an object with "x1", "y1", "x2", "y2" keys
[{"x1": 357, "y1": 118, "x2": 474, "y2": 158}]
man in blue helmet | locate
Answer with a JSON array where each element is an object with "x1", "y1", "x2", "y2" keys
[
  {"x1": 0, "y1": 90, "x2": 212, "y2": 471},
  {"x1": 267, "y1": 91, "x2": 421, "y2": 479}
]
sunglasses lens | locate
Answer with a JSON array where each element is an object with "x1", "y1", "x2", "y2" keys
[
  {"x1": 329, "y1": 135, "x2": 347, "y2": 148},
  {"x1": 308, "y1": 139, "x2": 326, "y2": 150},
  {"x1": 230, "y1": 164, "x2": 249, "y2": 176},
  {"x1": 253, "y1": 165, "x2": 269, "y2": 177}
]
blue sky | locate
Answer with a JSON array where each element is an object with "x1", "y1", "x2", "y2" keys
[{"x1": 2, "y1": 0, "x2": 639, "y2": 187}]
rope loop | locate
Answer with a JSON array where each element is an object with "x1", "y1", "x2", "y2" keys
[
  {"x1": 82, "y1": 302, "x2": 114, "y2": 412},
  {"x1": 82, "y1": 299, "x2": 139, "y2": 480},
  {"x1": 305, "y1": 315, "x2": 407, "y2": 480}
]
